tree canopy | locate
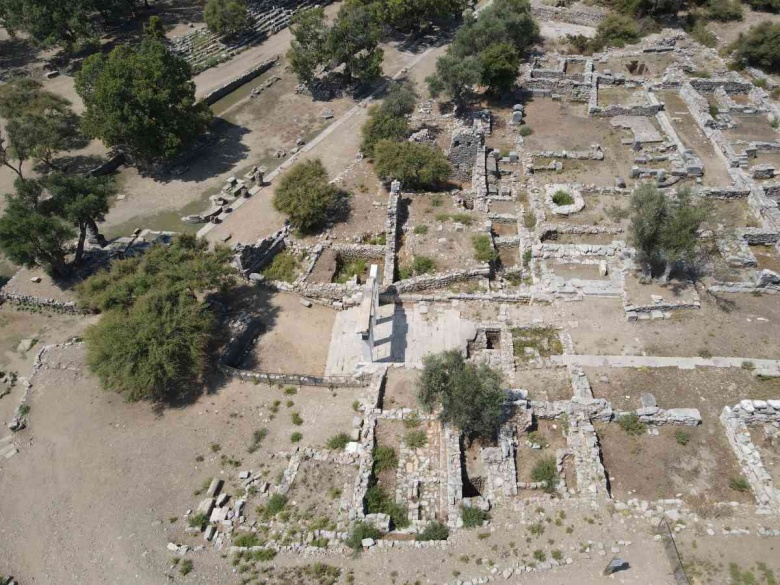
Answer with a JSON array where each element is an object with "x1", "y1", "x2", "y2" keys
[
  {"x1": 417, "y1": 350, "x2": 505, "y2": 440},
  {"x1": 0, "y1": 179, "x2": 74, "y2": 276},
  {"x1": 0, "y1": 0, "x2": 145, "y2": 49},
  {"x1": 373, "y1": 140, "x2": 451, "y2": 189},
  {"x1": 0, "y1": 78, "x2": 83, "y2": 176},
  {"x1": 731, "y1": 22, "x2": 780, "y2": 73},
  {"x1": 288, "y1": 1, "x2": 384, "y2": 89},
  {"x1": 273, "y1": 159, "x2": 341, "y2": 234},
  {"x1": 79, "y1": 235, "x2": 236, "y2": 401},
  {"x1": 204, "y1": 0, "x2": 250, "y2": 38},
  {"x1": 75, "y1": 37, "x2": 212, "y2": 164},
  {"x1": 360, "y1": 82, "x2": 417, "y2": 156},
  {"x1": 46, "y1": 173, "x2": 114, "y2": 263},
  {"x1": 377, "y1": 0, "x2": 466, "y2": 31},
  {"x1": 628, "y1": 184, "x2": 709, "y2": 280},
  {"x1": 426, "y1": 0, "x2": 537, "y2": 101}
]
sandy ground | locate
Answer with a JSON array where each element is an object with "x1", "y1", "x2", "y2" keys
[{"x1": 0, "y1": 342, "x2": 686, "y2": 585}]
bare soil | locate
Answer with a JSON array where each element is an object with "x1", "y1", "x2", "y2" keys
[
  {"x1": 383, "y1": 367, "x2": 420, "y2": 410},
  {"x1": 516, "y1": 419, "x2": 568, "y2": 493},
  {"x1": 597, "y1": 423, "x2": 751, "y2": 504},
  {"x1": 234, "y1": 289, "x2": 336, "y2": 376},
  {"x1": 515, "y1": 367, "x2": 573, "y2": 402}
]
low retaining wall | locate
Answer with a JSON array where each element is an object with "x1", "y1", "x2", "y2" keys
[
  {"x1": 202, "y1": 57, "x2": 279, "y2": 105},
  {"x1": 381, "y1": 266, "x2": 491, "y2": 298}
]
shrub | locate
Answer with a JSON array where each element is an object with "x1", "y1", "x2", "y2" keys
[
  {"x1": 326, "y1": 433, "x2": 350, "y2": 450},
  {"x1": 690, "y1": 21, "x2": 717, "y2": 48},
  {"x1": 472, "y1": 233, "x2": 499, "y2": 263},
  {"x1": 451, "y1": 213, "x2": 474, "y2": 226},
  {"x1": 675, "y1": 430, "x2": 690, "y2": 446},
  {"x1": 365, "y1": 485, "x2": 409, "y2": 528},
  {"x1": 253, "y1": 548, "x2": 276, "y2": 561},
  {"x1": 551, "y1": 190, "x2": 574, "y2": 206},
  {"x1": 729, "y1": 476, "x2": 751, "y2": 492},
  {"x1": 373, "y1": 445, "x2": 398, "y2": 473},
  {"x1": 405, "y1": 429, "x2": 428, "y2": 448},
  {"x1": 262, "y1": 251, "x2": 300, "y2": 282},
  {"x1": 412, "y1": 255, "x2": 436, "y2": 275},
  {"x1": 595, "y1": 14, "x2": 641, "y2": 48},
  {"x1": 519, "y1": 124, "x2": 533, "y2": 137},
  {"x1": 361, "y1": 108, "x2": 410, "y2": 157},
  {"x1": 416, "y1": 521, "x2": 450, "y2": 541},
  {"x1": 533, "y1": 549, "x2": 546, "y2": 562},
  {"x1": 247, "y1": 427, "x2": 268, "y2": 453},
  {"x1": 273, "y1": 159, "x2": 341, "y2": 234},
  {"x1": 290, "y1": 431, "x2": 303, "y2": 443},
  {"x1": 709, "y1": 104, "x2": 720, "y2": 118},
  {"x1": 414, "y1": 225, "x2": 429, "y2": 235},
  {"x1": 461, "y1": 505, "x2": 490, "y2": 528},
  {"x1": 263, "y1": 494, "x2": 287, "y2": 517},
  {"x1": 234, "y1": 533, "x2": 262, "y2": 547},
  {"x1": 373, "y1": 140, "x2": 452, "y2": 190},
  {"x1": 731, "y1": 23, "x2": 780, "y2": 73},
  {"x1": 291, "y1": 412, "x2": 303, "y2": 425},
  {"x1": 745, "y1": 0, "x2": 780, "y2": 12},
  {"x1": 346, "y1": 522, "x2": 382, "y2": 550},
  {"x1": 334, "y1": 258, "x2": 367, "y2": 284},
  {"x1": 204, "y1": 0, "x2": 250, "y2": 37},
  {"x1": 617, "y1": 413, "x2": 646, "y2": 436},
  {"x1": 403, "y1": 413, "x2": 421, "y2": 429},
  {"x1": 524, "y1": 212, "x2": 536, "y2": 229},
  {"x1": 188, "y1": 512, "x2": 208, "y2": 530},
  {"x1": 179, "y1": 559, "x2": 193, "y2": 575},
  {"x1": 531, "y1": 456, "x2": 558, "y2": 493},
  {"x1": 707, "y1": 0, "x2": 743, "y2": 22}
]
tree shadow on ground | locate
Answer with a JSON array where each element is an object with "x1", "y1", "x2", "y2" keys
[
  {"x1": 155, "y1": 283, "x2": 282, "y2": 413},
  {"x1": 150, "y1": 118, "x2": 251, "y2": 183},
  {"x1": 0, "y1": 37, "x2": 41, "y2": 77},
  {"x1": 38, "y1": 153, "x2": 107, "y2": 176},
  {"x1": 208, "y1": 284, "x2": 282, "y2": 375}
]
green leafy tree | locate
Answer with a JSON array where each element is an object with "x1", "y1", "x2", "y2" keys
[
  {"x1": 594, "y1": 13, "x2": 641, "y2": 48},
  {"x1": 75, "y1": 38, "x2": 212, "y2": 164},
  {"x1": 427, "y1": 53, "x2": 483, "y2": 102},
  {"x1": 629, "y1": 183, "x2": 667, "y2": 276},
  {"x1": 144, "y1": 15, "x2": 166, "y2": 39},
  {"x1": 288, "y1": 7, "x2": 329, "y2": 88},
  {"x1": 0, "y1": 0, "x2": 99, "y2": 48},
  {"x1": 0, "y1": 78, "x2": 81, "y2": 174},
  {"x1": 327, "y1": 1, "x2": 384, "y2": 85},
  {"x1": 731, "y1": 22, "x2": 780, "y2": 73},
  {"x1": 374, "y1": 140, "x2": 451, "y2": 189},
  {"x1": 479, "y1": 42, "x2": 520, "y2": 94},
  {"x1": 45, "y1": 173, "x2": 114, "y2": 263},
  {"x1": 79, "y1": 236, "x2": 236, "y2": 401},
  {"x1": 0, "y1": 127, "x2": 27, "y2": 179},
  {"x1": 629, "y1": 184, "x2": 707, "y2": 280},
  {"x1": 78, "y1": 234, "x2": 234, "y2": 312},
  {"x1": 273, "y1": 159, "x2": 340, "y2": 234},
  {"x1": 383, "y1": 0, "x2": 466, "y2": 31},
  {"x1": 85, "y1": 287, "x2": 216, "y2": 401},
  {"x1": 0, "y1": 179, "x2": 73, "y2": 276},
  {"x1": 417, "y1": 349, "x2": 505, "y2": 440},
  {"x1": 427, "y1": 0, "x2": 537, "y2": 101},
  {"x1": 204, "y1": 0, "x2": 251, "y2": 38},
  {"x1": 706, "y1": 0, "x2": 742, "y2": 21}
]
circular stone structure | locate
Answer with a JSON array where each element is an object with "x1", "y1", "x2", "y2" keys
[{"x1": 544, "y1": 184, "x2": 585, "y2": 216}]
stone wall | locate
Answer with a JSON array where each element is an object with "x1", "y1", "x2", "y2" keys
[
  {"x1": 232, "y1": 226, "x2": 288, "y2": 275},
  {"x1": 381, "y1": 266, "x2": 491, "y2": 298},
  {"x1": 202, "y1": 57, "x2": 279, "y2": 105},
  {"x1": 721, "y1": 401, "x2": 780, "y2": 512},
  {"x1": 529, "y1": 1, "x2": 607, "y2": 27},
  {"x1": 331, "y1": 244, "x2": 385, "y2": 260},
  {"x1": 384, "y1": 182, "x2": 400, "y2": 285},
  {"x1": 690, "y1": 77, "x2": 754, "y2": 95}
]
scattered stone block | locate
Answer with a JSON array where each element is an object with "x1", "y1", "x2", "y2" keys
[{"x1": 206, "y1": 478, "x2": 223, "y2": 497}]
